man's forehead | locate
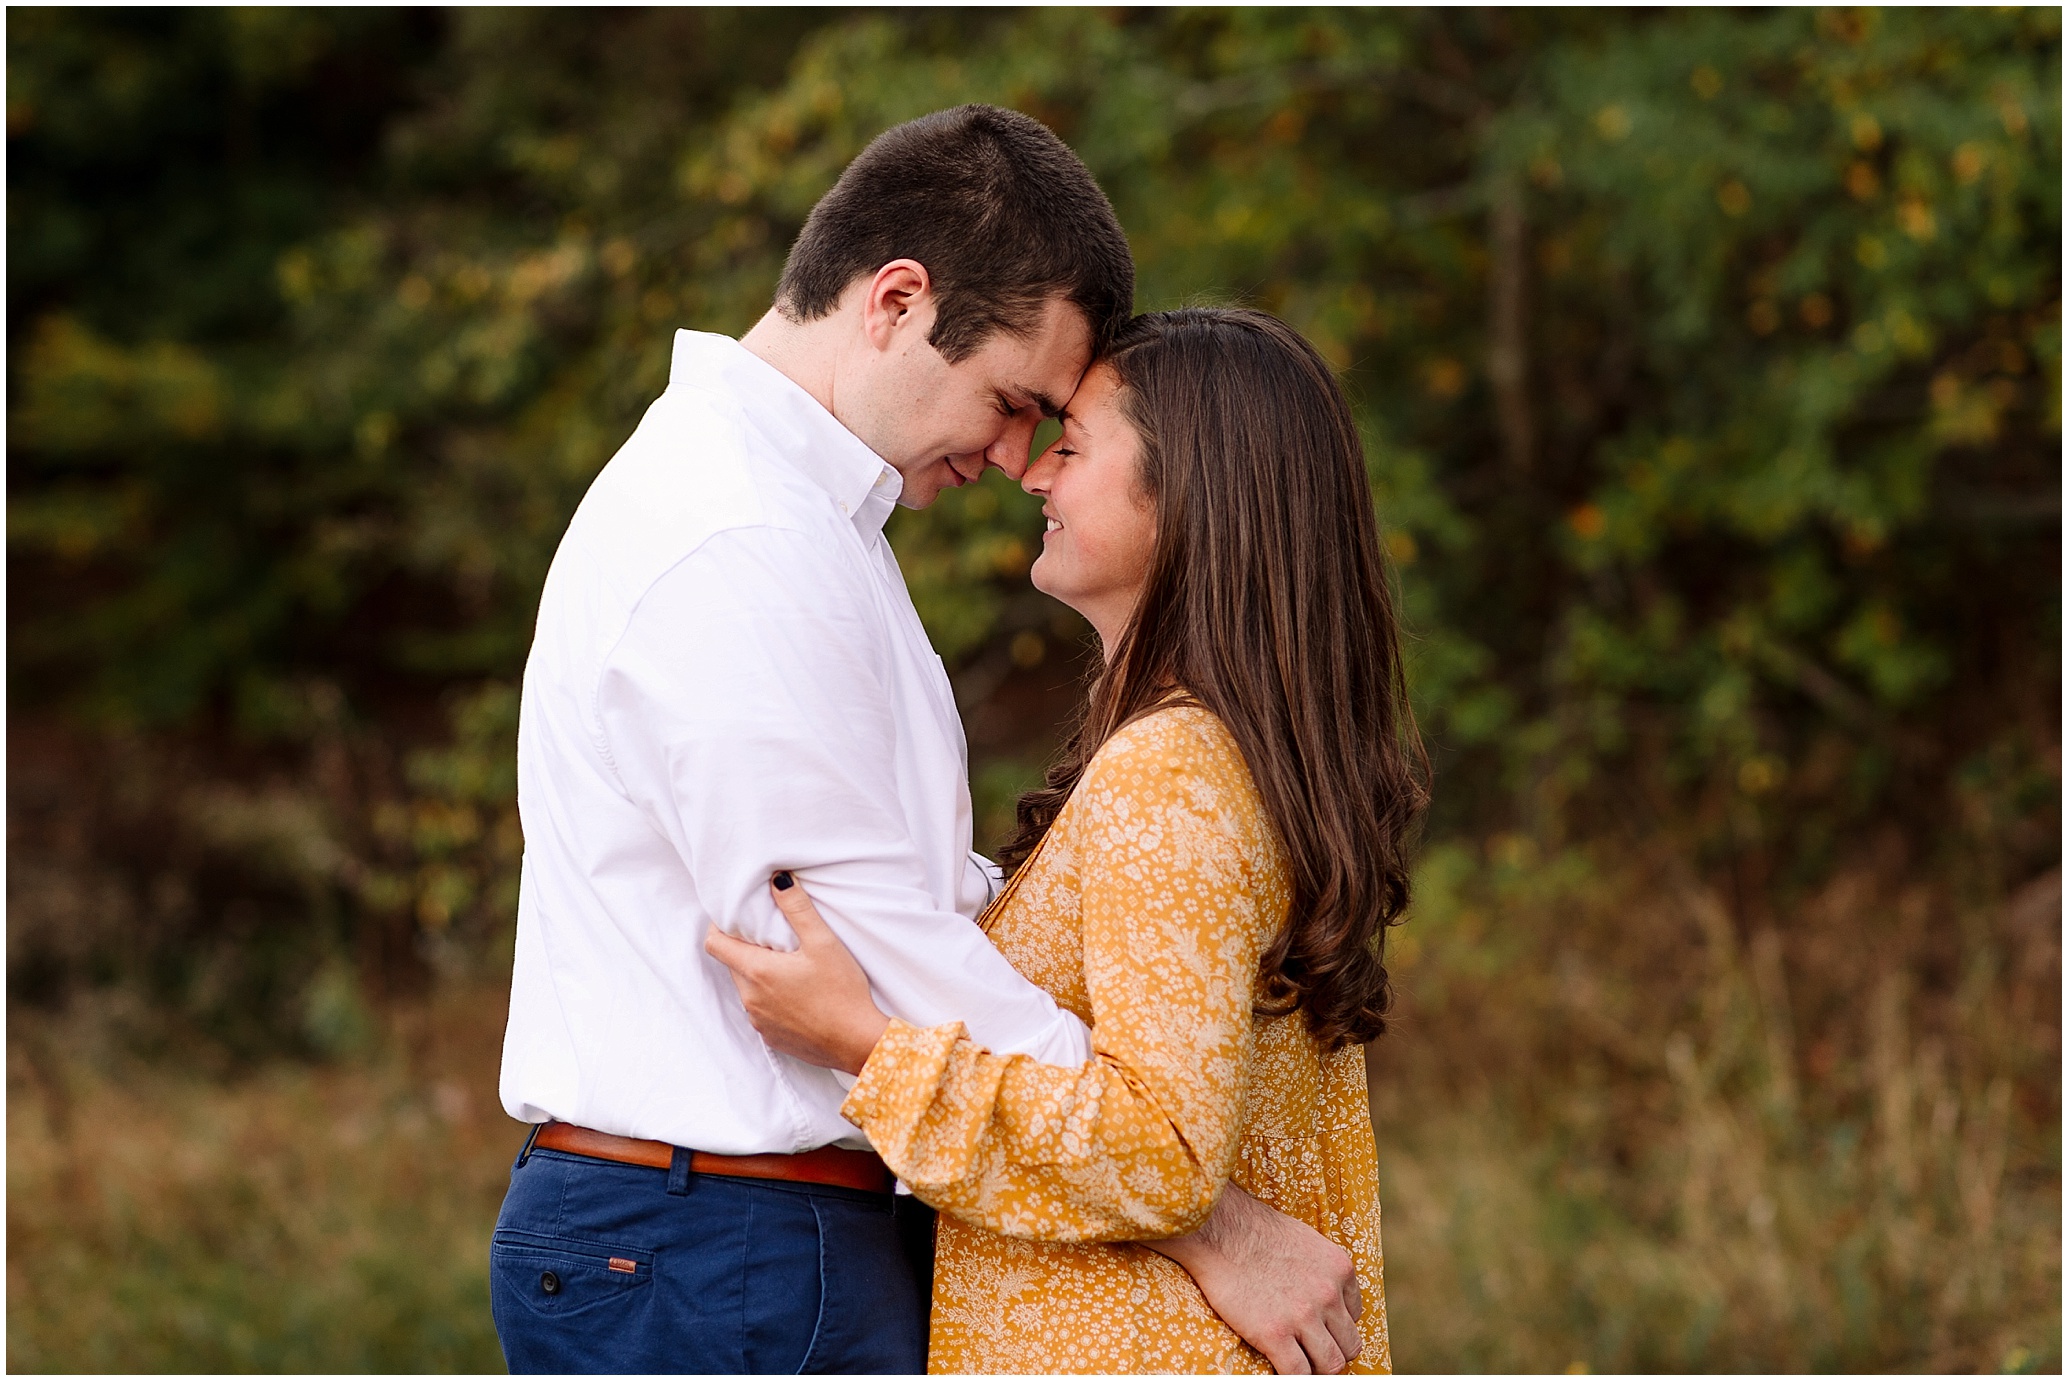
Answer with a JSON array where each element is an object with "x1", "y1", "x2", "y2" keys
[{"x1": 997, "y1": 305, "x2": 1093, "y2": 412}]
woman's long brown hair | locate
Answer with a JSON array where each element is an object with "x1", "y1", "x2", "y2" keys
[{"x1": 998, "y1": 307, "x2": 1430, "y2": 1050}]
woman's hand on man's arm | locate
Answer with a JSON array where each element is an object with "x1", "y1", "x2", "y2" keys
[
  {"x1": 711, "y1": 871, "x2": 1364, "y2": 1374},
  {"x1": 705, "y1": 872, "x2": 891, "y2": 1076},
  {"x1": 1146, "y1": 1184, "x2": 1363, "y2": 1375}
]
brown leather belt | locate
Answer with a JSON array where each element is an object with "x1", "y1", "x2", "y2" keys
[{"x1": 531, "y1": 1122, "x2": 894, "y2": 1196}]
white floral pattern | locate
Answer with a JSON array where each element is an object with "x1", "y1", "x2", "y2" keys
[{"x1": 843, "y1": 706, "x2": 1392, "y2": 1374}]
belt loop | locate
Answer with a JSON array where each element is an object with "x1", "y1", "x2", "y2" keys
[
  {"x1": 514, "y1": 1121, "x2": 544, "y2": 1170},
  {"x1": 667, "y1": 1145, "x2": 692, "y2": 1196}
]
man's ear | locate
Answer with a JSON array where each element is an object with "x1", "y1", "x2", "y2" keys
[{"x1": 859, "y1": 259, "x2": 933, "y2": 352}]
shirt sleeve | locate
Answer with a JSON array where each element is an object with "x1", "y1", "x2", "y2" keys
[
  {"x1": 839, "y1": 714, "x2": 1285, "y2": 1242},
  {"x1": 596, "y1": 523, "x2": 1091, "y2": 1070}
]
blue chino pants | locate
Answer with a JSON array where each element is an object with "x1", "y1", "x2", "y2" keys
[{"x1": 490, "y1": 1137, "x2": 927, "y2": 1374}]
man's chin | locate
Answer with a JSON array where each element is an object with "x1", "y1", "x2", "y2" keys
[
  {"x1": 895, "y1": 475, "x2": 945, "y2": 510},
  {"x1": 898, "y1": 459, "x2": 981, "y2": 508}
]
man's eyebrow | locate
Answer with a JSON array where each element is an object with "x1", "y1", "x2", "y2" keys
[{"x1": 1006, "y1": 385, "x2": 1064, "y2": 418}]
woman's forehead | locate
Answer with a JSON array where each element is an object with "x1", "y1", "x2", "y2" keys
[{"x1": 1060, "y1": 360, "x2": 1125, "y2": 425}]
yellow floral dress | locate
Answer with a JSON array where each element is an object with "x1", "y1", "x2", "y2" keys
[{"x1": 842, "y1": 705, "x2": 1391, "y2": 1374}]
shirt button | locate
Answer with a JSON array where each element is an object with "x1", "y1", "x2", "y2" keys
[
  {"x1": 540, "y1": 1270, "x2": 561, "y2": 1295},
  {"x1": 839, "y1": 501, "x2": 849, "y2": 513}
]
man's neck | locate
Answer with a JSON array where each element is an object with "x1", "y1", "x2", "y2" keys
[{"x1": 739, "y1": 306, "x2": 839, "y2": 418}]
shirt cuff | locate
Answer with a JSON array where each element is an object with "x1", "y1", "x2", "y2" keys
[
  {"x1": 841, "y1": 1017, "x2": 966, "y2": 1134},
  {"x1": 965, "y1": 849, "x2": 1004, "y2": 907}
]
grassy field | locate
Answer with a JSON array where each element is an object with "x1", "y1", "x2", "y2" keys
[
  {"x1": 1369, "y1": 840, "x2": 2060, "y2": 1374},
  {"x1": 9, "y1": 836, "x2": 2057, "y2": 1374},
  {"x1": 8, "y1": 984, "x2": 512, "y2": 1373}
]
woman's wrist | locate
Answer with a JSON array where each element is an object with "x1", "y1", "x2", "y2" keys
[{"x1": 840, "y1": 1008, "x2": 892, "y2": 1076}]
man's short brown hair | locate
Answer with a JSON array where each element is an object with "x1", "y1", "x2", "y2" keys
[{"x1": 775, "y1": 104, "x2": 1134, "y2": 362}]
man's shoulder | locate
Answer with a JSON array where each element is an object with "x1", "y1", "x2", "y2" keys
[
  {"x1": 559, "y1": 383, "x2": 835, "y2": 583},
  {"x1": 544, "y1": 408, "x2": 869, "y2": 646},
  {"x1": 579, "y1": 384, "x2": 757, "y2": 525}
]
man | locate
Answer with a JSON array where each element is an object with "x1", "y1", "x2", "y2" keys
[{"x1": 492, "y1": 105, "x2": 1362, "y2": 1374}]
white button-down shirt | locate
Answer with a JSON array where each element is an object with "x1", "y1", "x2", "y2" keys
[{"x1": 500, "y1": 331, "x2": 1091, "y2": 1154}]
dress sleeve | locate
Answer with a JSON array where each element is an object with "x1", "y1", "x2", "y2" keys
[{"x1": 840, "y1": 713, "x2": 1287, "y2": 1243}]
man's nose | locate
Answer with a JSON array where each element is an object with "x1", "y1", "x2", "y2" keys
[{"x1": 984, "y1": 413, "x2": 1039, "y2": 481}]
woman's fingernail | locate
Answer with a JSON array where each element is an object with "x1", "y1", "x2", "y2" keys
[{"x1": 773, "y1": 871, "x2": 794, "y2": 891}]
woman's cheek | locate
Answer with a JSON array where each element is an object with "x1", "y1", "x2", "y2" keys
[{"x1": 1082, "y1": 523, "x2": 1137, "y2": 589}]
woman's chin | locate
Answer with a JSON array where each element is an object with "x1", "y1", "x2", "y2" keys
[{"x1": 1028, "y1": 561, "x2": 1079, "y2": 614}]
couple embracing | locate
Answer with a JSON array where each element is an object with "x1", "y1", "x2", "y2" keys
[{"x1": 491, "y1": 104, "x2": 1426, "y2": 1375}]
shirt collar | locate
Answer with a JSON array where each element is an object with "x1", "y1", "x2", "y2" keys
[{"x1": 668, "y1": 329, "x2": 902, "y2": 539}]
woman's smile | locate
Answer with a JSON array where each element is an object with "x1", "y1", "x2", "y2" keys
[{"x1": 1020, "y1": 363, "x2": 1155, "y2": 655}]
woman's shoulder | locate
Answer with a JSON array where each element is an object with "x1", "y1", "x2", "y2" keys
[
  {"x1": 1085, "y1": 702, "x2": 1258, "y2": 806},
  {"x1": 1074, "y1": 700, "x2": 1287, "y2": 883}
]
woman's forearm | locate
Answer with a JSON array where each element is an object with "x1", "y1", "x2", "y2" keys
[{"x1": 842, "y1": 1018, "x2": 1228, "y2": 1242}]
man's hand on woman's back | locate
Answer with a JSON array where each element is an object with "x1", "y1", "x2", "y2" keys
[{"x1": 1146, "y1": 1182, "x2": 1363, "y2": 1374}]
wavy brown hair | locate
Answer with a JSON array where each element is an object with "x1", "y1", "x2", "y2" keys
[{"x1": 998, "y1": 307, "x2": 1430, "y2": 1049}]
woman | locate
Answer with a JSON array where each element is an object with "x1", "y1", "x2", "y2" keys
[{"x1": 708, "y1": 308, "x2": 1427, "y2": 1373}]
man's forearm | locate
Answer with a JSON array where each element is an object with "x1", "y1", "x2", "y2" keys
[
  {"x1": 1143, "y1": 1181, "x2": 1249, "y2": 1273},
  {"x1": 1142, "y1": 1182, "x2": 1362, "y2": 1375}
]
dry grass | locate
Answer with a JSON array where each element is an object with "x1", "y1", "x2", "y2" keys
[
  {"x1": 7, "y1": 983, "x2": 517, "y2": 1374},
  {"x1": 1371, "y1": 839, "x2": 2060, "y2": 1373},
  {"x1": 7, "y1": 838, "x2": 2059, "y2": 1373}
]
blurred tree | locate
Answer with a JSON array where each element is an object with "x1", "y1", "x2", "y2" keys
[{"x1": 8, "y1": 8, "x2": 2058, "y2": 1041}]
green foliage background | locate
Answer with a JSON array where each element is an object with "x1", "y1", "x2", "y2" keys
[{"x1": 7, "y1": 8, "x2": 2059, "y2": 1373}]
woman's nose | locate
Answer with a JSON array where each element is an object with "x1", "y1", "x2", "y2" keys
[{"x1": 1021, "y1": 448, "x2": 1055, "y2": 495}]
